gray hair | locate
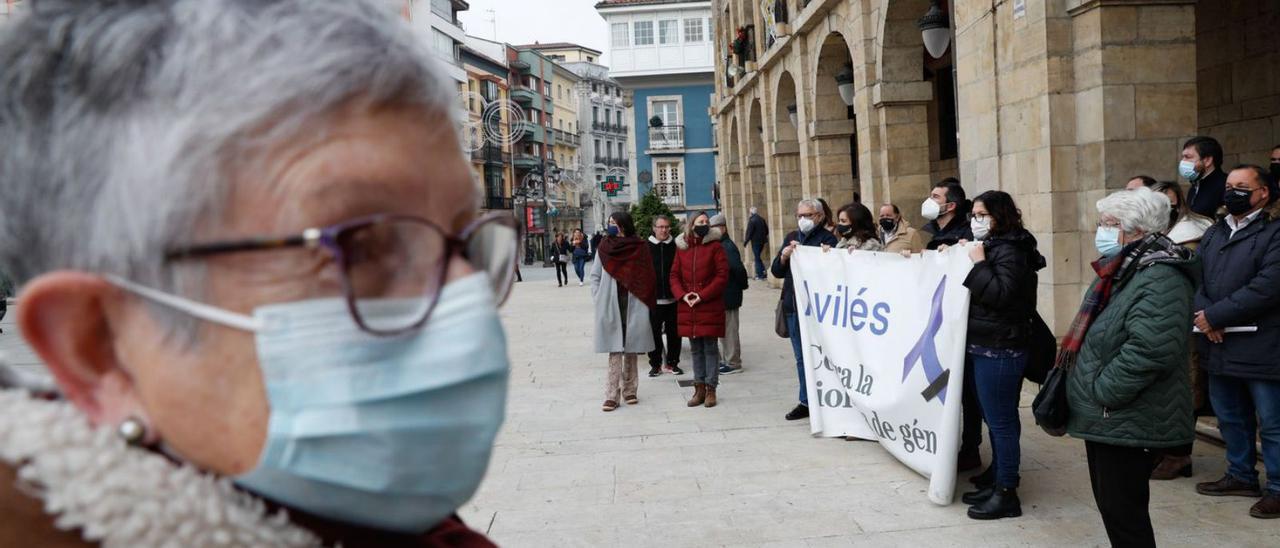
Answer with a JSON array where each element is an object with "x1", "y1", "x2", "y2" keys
[
  {"x1": 749, "y1": 206, "x2": 758, "y2": 215},
  {"x1": 797, "y1": 198, "x2": 822, "y2": 215},
  {"x1": 652, "y1": 214, "x2": 671, "y2": 227},
  {"x1": 1097, "y1": 187, "x2": 1171, "y2": 236},
  {"x1": 0, "y1": 0, "x2": 455, "y2": 305}
]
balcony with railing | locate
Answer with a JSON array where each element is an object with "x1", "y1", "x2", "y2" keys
[
  {"x1": 483, "y1": 195, "x2": 514, "y2": 210},
  {"x1": 513, "y1": 153, "x2": 542, "y2": 169},
  {"x1": 471, "y1": 145, "x2": 511, "y2": 165},
  {"x1": 648, "y1": 125, "x2": 685, "y2": 153},
  {"x1": 511, "y1": 85, "x2": 536, "y2": 104},
  {"x1": 655, "y1": 182, "x2": 684, "y2": 208}
]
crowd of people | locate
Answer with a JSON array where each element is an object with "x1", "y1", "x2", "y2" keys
[{"x1": 584, "y1": 135, "x2": 1280, "y2": 545}]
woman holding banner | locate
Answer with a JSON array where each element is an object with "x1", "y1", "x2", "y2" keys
[
  {"x1": 958, "y1": 191, "x2": 1046, "y2": 520},
  {"x1": 1065, "y1": 187, "x2": 1197, "y2": 547},
  {"x1": 670, "y1": 212, "x2": 730, "y2": 408},
  {"x1": 832, "y1": 203, "x2": 886, "y2": 253}
]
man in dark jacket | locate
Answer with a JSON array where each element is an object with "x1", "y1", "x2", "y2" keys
[
  {"x1": 1192, "y1": 165, "x2": 1280, "y2": 518},
  {"x1": 710, "y1": 214, "x2": 748, "y2": 374},
  {"x1": 646, "y1": 215, "x2": 685, "y2": 377},
  {"x1": 922, "y1": 178, "x2": 982, "y2": 472},
  {"x1": 1181, "y1": 136, "x2": 1227, "y2": 218},
  {"x1": 744, "y1": 207, "x2": 770, "y2": 280},
  {"x1": 772, "y1": 199, "x2": 838, "y2": 421},
  {"x1": 923, "y1": 178, "x2": 974, "y2": 250}
]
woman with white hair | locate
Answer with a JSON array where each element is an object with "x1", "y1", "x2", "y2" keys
[
  {"x1": 1063, "y1": 187, "x2": 1199, "y2": 547},
  {"x1": 0, "y1": 1, "x2": 517, "y2": 545}
]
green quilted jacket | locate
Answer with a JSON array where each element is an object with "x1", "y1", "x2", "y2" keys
[{"x1": 1066, "y1": 256, "x2": 1200, "y2": 448}]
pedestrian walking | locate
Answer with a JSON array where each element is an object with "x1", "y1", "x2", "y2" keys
[
  {"x1": 671, "y1": 212, "x2": 729, "y2": 407},
  {"x1": 744, "y1": 206, "x2": 770, "y2": 280},
  {"x1": 1193, "y1": 165, "x2": 1280, "y2": 519},
  {"x1": 0, "y1": 1, "x2": 514, "y2": 542},
  {"x1": 647, "y1": 215, "x2": 685, "y2": 377},
  {"x1": 831, "y1": 203, "x2": 885, "y2": 252},
  {"x1": 710, "y1": 214, "x2": 748, "y2": 375},
  {"x1": 955, "y1": 190, "x2": 1045, "y2": 521},
  {"x1": 1065, "y1": 187, "x2": 1198, "y2": 547},
  {"x1": 551, "y1": 233, "x2": 571, "y2": 287},
  {"x1": 571, "y1": 229, "x2": 590, "y2": 286},
  {"x1": 590, "y1": 230, "x2": 604, "y2": 260},
  {"x1": 590, "y1": 212, "x2": 657, "y2": 412},
  {"x1": 773, "y1": 199, "x2": 839, "y2": 421}
]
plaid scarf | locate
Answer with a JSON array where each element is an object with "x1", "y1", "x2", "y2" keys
[{"x1": 1054, "y1": 233, "x2": 1187, "y2": 370}]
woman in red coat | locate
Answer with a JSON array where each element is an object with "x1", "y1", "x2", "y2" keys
[{"x1": 670, "y1": 211, "x2": 730, "y2": 408}]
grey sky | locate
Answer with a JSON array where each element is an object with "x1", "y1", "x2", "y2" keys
[{"x1": 458, "y1": 0, "x2": 611, "y2": 65}]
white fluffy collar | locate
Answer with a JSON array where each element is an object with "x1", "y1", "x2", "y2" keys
[
  {"x1": 0, "y1": 388, "x2": 322, "y2": 547},
  {"x1": 648, "y1": 235, "x2": 673, "y2": 244}
]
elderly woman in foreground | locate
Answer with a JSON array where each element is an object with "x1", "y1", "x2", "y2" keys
[
  {"x1": 0, "y1": 1, "x2": 516, "y2": 546},
  {"x1": 1063, "y1": 187, "x2": 1198, "y2": 548}
]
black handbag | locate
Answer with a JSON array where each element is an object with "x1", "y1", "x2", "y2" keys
[
  {"x1": 1032, "y1": 364, "x2": 1070, "y2": 437},
  {"x1": 1023, "y1": 312, "x2": 1056, "y2": 384}
]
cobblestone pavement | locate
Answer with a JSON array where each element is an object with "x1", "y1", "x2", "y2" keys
[
  {"x1": 461, "y1": 267, "x2": 1279, "y2": 547},
  {"x1": 1, "y1": 272, "x2": 1276, "y2": 546}
]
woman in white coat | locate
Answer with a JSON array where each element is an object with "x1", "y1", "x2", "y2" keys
[{"x1": 591, "y1": 211, "x2": 658, "y2": 412}]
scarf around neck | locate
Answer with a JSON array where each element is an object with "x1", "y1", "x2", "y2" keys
[
  {"x1": 1054, "y1": 233, "x2": 1187, "y2": 370},
  {"x1": 597, "y1": 235, "x2": 657, "y2": 308}
]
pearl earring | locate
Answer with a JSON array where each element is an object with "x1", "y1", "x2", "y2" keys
[{"x1": 117, "y1": 417, "x2": 147, "y2": 446}]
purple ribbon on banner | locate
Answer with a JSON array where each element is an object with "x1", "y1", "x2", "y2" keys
[{"x1": 902, "y1": 276, "x2": 950, "y2": 405}]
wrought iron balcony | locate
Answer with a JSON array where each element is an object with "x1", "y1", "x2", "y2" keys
[
  {"x1": 648, "y1": 125, "x2": 685, "y2": 152},
  {"x1": 483, "y1": 196, "x2": 514, "y2": 210}
]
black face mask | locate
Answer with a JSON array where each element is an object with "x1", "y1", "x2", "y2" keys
[
  {"x1": 835, "y1": 223, "x2": 854, "y2": 236},
  {"x1": 1270, "y1": 162, "x2": 1280, "y2": 181},
  {"x1": 1224, "y1": 188, "x2": 1257, "y2": 216},
  {"x1": 693, "y1": 225, "x2": 710, "y2": 238},
  {"x1": 879, "y1": 218, "x2": 896, "y2": 233}
]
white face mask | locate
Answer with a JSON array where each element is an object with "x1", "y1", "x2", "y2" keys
[
  {"x1": 797, "y1": 217, "x2": 816, "y2": 234},
  {"x1": 970, "y1": 216, "x2": 991, "y2": 240},
  {"x1": 108, "y1": 273, "x2": 509, "y2": 533},
  {"x1": 921, "y1": 198, "x2": 943, "y2": 221}
]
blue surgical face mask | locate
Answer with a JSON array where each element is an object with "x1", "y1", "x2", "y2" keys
[
  {"x1": 1095, "y1": 226, "x2": 1122, "y2": 258},
  {"x1": 1179, "y1": 159, "x2": 1200, "y2": 182},
  {"x1": 607, "y1": 225, "x2": 620, "y2": 237},
  {"x1": 108, "y1": 272, "x2": 509, "y2": 534}
]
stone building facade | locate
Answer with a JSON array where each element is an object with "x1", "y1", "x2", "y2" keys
[{"x1": 712, "y1": 0, "x2": 1280, "y2": 332}]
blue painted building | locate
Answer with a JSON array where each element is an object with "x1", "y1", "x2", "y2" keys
[{"x1": 597, "y1": 0, "x2": 718, "y2": 218}]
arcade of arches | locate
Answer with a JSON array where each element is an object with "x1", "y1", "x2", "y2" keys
[{"x1": 712, "y1": 0, "x2": 1280, "y2": 333}]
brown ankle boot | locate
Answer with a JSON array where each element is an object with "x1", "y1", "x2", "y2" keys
[
  {"x1": 704, "y1": 386, "x2": 717, "y2": 408},
  {"x1": 1150, "y1": 455, "x2": 1193, "y2": 480},
  {"x1": 687, "y1": 383, "x2": 706, "y2": 407}
]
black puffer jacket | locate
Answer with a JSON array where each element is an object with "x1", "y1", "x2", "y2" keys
[{"x1": 962, "y1": 229, "x2": 1046, "y2": 349}]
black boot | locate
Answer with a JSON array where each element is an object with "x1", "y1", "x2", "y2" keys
[
  {"x1": 969, "y1": 464, "x2": 995, "y2": 488},
  {"x1": 967, "y1": 487, "x2": 1021, "y2": 520},
  {"x1": 961, "y1": 486, "x2": 994, "y2": 505}
]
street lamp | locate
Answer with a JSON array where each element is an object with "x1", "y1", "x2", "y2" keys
[
  {"x1": 787, "y1": 104, "x2": 797, "y2": 128},
  {"x1": 834, "y1": 64, "x2": 855, "y2": 107},
  {"x1": 918, "y1": 0, "x2": 951, "y2": 59}
]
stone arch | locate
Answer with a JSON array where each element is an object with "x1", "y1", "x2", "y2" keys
[
  {"x1": 771, "y1": 70, "x2": 804, "y2": 239},
  {"x1": 725, "y1": 115, "x2": 746, "y2": 240},
  {"x1": 745, "y1": 99, "x2": 772, "y2": 239},
  {"x1": 809, "y1": 31, "x2": 859, "y2": 207}
]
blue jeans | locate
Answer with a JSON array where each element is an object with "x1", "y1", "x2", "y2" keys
[
  {"x1": 751, "y1": 241, "x2": 766, "y2": 279},
  {"x1": 572, "y1": 257, "x2": 587, "y2": 282},
  {"x1": 1208, "y1": 374, "x2": 1280, "y2": 494},
  {"x1": 969, "y1": 349, "x2": 1027, "y2": 488},
  {"x1": 786, "y1": 313, "x2": 807, "y2": 406}
]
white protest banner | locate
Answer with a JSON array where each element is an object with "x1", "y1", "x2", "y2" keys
[{"x1": 790, "y1": 245, "x2": 974, "y2": 504}]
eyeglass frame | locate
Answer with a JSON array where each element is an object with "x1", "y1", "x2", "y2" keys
[{"x1": 163, "y1": 211, "x2": 522, "y2": 337}]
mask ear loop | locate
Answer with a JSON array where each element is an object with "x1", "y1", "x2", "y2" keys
[{"x1": 105, "y1": 275, "x2": 264, "y2": 333}]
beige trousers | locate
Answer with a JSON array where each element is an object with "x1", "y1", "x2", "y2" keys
[
  {"x1": 606, "y1": 353, "x2": 639, "y2": 401},
  {"x1": 718, "y1": 308, "x2": 741, "y2": 368}
]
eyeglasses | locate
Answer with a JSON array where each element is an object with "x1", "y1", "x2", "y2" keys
[
  {"x1": 165, "y1": 212, "x2": 522, "y2": 336},
  {"x1": 968, "y1": 212, "x2": 990, "y2": 222},
  {"x1": 797, "y1": 212, "x2": 816, "y2": 220}
]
